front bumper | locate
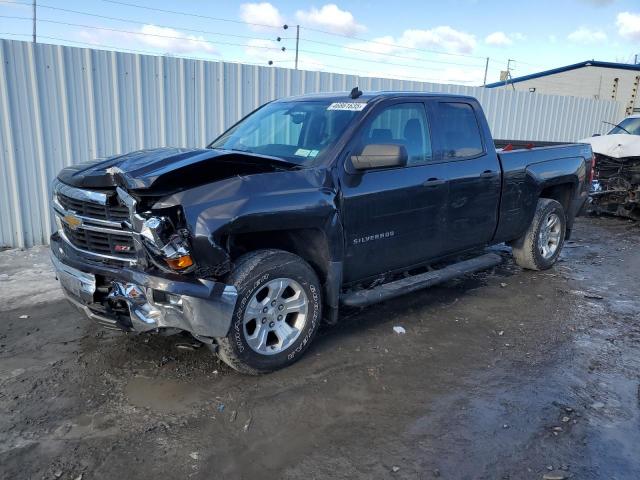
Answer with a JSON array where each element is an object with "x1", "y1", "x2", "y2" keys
[{"x1": 50, "y1": 232, "x2": 237, "y2": 340}]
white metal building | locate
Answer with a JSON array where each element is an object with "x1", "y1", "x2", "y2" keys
[
  {"x1": 0, "y1": 39, "x2": 623, "y2": 248},
  {"x1": 486, "y1": 61, "x2": 640, "y2": 117}
]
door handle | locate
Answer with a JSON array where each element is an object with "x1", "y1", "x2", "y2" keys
[
  {"x1": 480, "y1": 170, "x2": 497, "y2": 178},
  {"x1": 423, "y1": 178, "x2": 446, "y2": 187}
]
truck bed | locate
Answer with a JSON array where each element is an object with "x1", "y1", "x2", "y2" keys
[{"x1": 493, "y1": 143, "x2": 593, "y2": 243}]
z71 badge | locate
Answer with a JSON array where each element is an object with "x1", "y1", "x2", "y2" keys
[{"x1": 353, "y1": 231, "x2": 395, "y2": 245}]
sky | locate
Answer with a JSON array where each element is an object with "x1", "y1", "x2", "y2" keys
[{"x1": 1, "y1": 0, "x2": 639, "y2": 85}]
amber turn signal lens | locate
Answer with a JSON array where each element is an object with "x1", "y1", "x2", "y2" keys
[{"x1": 165, "y1": 255, "x2": 193, "y2": 270}]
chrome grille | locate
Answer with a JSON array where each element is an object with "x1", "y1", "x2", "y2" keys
[
  {"x1": 52, "y1": 179, "x2": 136, "y2": 263},
  {"x1": 62, "y1": 224, "x2": 136, "y2": 259},
  {"x1": 57, "y1": 193, "x2": 130, "y2": 222}
]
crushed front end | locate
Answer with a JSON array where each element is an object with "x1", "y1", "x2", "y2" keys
[
  {"x1": 50, "y1": 178, "x2": 237, "y2": 342},
  {"x1": 589, "y1": 154, "x2": 640, "y2": 220}
]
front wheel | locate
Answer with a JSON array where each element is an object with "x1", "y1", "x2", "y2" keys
[
  {"x1": 215, "y1": 249, "x2": 322, "y2": 375},
  {"x1": 510, "y1": 198, "x2": 566, "y2": 271}
]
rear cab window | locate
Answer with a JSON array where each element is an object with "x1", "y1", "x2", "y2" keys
[{"x1": 437, "y1": 102, "x2": 484, "y2": 160}]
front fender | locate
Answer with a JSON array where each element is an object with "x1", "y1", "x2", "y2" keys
[{"x1": 154, "y1": 168, "x2": 342, "y2": 274}]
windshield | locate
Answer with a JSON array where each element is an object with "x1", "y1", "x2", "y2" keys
[
  {"x1": 209, "y1": 101, "x2": 363, "y2": 165},
  {"x1": 608, "y1": 117, "x2": 640, "y2": 135}
]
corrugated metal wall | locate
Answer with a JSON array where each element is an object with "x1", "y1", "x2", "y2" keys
[{"x1": 0, "y1": 39, "x2": 624, "y2": 248}]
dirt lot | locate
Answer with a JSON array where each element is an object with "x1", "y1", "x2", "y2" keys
[{"x1": 1, "y1": 216, "x2": 639, "y2": 480}]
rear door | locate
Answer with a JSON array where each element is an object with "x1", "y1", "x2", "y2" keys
[
  {"x1": 431, "y1": 100, "x2": 502, "y2": 253},
  {"x1": 338, "y1": 99, "x2": 449, "y2": 282}
]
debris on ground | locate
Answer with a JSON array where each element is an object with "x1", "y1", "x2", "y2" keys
[
  {"x1": 1, "y1": 217, "x2": 639, "y2": 479},
  {"x1": 584, "y1": 293, "x2": 604, "y2": 300},
  {"x1": 543, "y1": 471, "x2": 567, "y2": 480},
  {"x1": 243, "y1": 417, "x2": 252, "y2": 432},
  {"x1": 18, "y1": 314, "x2": 29, "y2": 319},
  {"x1": 393, "y1": 326, "x2": 406, "y2": 334}
]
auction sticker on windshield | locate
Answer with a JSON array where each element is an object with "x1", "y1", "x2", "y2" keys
[{"x1": 327, "y1": 102, "x2": 367, "y2": 111}]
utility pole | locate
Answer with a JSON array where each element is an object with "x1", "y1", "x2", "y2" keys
[
  {"x1": 505, "y1": 59, "x2": 515, "y2": 90},
  {"x1": 482, "y1": 57, "x2": 489, "y2": 86},
  {"x1": 32, "y1": 0, "x2": 36, "y2": 43},
  {"x1": 294, "y1": 25, "x2": 300, "y2": 70}
]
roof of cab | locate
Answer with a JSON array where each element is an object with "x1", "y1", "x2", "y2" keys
[{"x1": 279, "y1": 90, "x2": 476, "y2": 102}]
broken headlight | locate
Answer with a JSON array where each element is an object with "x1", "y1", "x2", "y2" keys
[{"x1": 139, "y1": 216, "x2": 194, "y2": 271}]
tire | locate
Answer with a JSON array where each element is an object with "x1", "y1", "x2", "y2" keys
[
  {"x1": 215, "y1": 249, "x2": 322, "y2": 375},
  {"x1": 510, "y1": 198, "x2": 566, "y2": 271}
]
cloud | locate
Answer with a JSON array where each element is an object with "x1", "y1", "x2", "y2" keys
[
  {"x1": 138, "y1": 25, "x2": 218, "y2": 54},
  {"x1": 0, "y1": 0, "x2": 29, "y2": 8},
  {"x1": 295, "y1": 4, "x2": 365, "y2": 36},
  {"x1": 485, "y1": 31, "x2": 526, "y2": 47},
  {"x1": 78, "y1": 25, "x2": 218, "y2": 56},
  {"x1": 616, "y1": 12, "x2": 640, "y2": 41},
  {"x1": 578, "y1": 0, "x2": 615, "y2": 5},
  {"x1": 567, "y1": 26, "x2": 608, "y2": 44},
  {"x1": 485, "y1": 31, "x2": 512, "y2": 46},
  {"x1": 401, "y1": 27, "x2": 476, "y2": 54},
  {"x1": 354, "y1": 65, "x2": 484, "y2": 85},
  {"x1": 239, "y1": 2, "x2": 285, "y2": 31},
  {"x1": 347, "y1": 26, "x2": 476, "y2": 56}
]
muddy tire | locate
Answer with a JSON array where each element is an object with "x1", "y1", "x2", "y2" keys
[
  {"x1": 510, "y1": 198, "x2": 566, "y2": 271},
  {"x1": 215, "y1": 249, "x2": 322, "y2": 375}
]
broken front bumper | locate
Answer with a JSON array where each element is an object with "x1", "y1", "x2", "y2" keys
[{"x1": 50, "y1": 232, "x2": 238, "y2": 340}]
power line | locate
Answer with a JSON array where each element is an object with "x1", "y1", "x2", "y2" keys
[
  {"x1": 281, "y1": 36, "x2": 483, "y2": 68},
  {"x1": 0, "y1": 32, "x2": 477, "y2": 84},
  {"x1": 0, "y1": 14, "x2": 487, "y2": 79},
  {"x1": 95, "y1": 0, "x2": 490, "y2": 62},
  {"x1": 1, "y1": 0, "x2": 561, "y2": 71},
  {"x1": 296, "y1": 47, "x2": 483, "y2": 75},
  {"x1": 0, "y1": 32, "x2": 292, "y2": 67},
  {"x1": 100, "y1": 0, "x2": 282, "y2": 30},
  {"x1": 0, "y1": 15, "x2": 287, "y2": 52},
  {"x1": 8, "y1": 3, "x2": 480, "y2": 68},
  {"x1": 1, "y1": 2, "x2": 281, "y2": 43}
]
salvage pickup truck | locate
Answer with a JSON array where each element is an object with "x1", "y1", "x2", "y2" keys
[{"x1": 50, "y1": 90, "x2": 593, "y2": 374}]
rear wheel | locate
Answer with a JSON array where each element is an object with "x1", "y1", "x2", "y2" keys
[
  {"x1": 510, "y1": 198, "x2": 566, "y2": 271},
  {"x1": 215, "y1": 249, "x2": 322, "y2": 374}
]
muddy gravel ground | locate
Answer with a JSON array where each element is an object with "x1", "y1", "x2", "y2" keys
[{"x1": 1, "y1": 216, "x2": 639, "y2": 480}]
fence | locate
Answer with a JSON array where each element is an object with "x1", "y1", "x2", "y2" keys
[{"x1": 0, "y1": 39, "x2": 624, "y2": 248}]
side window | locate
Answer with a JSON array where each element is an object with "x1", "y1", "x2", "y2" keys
[
  {"x1": 438, "y1": 102, "x2": 484, "y2": 159},
  {"x1": 359, "y1": 103, "x2": 432, "y2": 166}
]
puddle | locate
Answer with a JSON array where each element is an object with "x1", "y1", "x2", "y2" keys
[{"x1": 125, "y1": 377, "x2": 208, "y2": 413}]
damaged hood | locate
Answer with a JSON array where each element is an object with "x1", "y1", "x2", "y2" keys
[
  {"x1": 578, "y1": 134, "x2": 640, "y2": 159},
  {"x1": 57, "y1": 147, "x2": 297, "y2": 192}
]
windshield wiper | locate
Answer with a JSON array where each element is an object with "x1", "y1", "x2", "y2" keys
[{"x1": 602, "y1": 120, "x2": 632, "y2": 135}]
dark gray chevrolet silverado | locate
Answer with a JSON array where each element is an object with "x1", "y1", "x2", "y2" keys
[{"x1": 50, "y1": 90, "x2": 593, "y2": 374}]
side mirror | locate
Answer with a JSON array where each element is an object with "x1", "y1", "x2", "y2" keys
[{"x1": 351, "y1": 144, "x2": 407, "y2": 170}]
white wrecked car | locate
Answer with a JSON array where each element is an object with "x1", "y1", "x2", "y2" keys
[{"x1": 579, "y1": 115, "x2": 640, "y2": 220}]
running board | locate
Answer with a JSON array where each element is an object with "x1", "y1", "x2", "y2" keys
[{"x1": 340, "y1": 253, "x2": 502, "y2": 308}]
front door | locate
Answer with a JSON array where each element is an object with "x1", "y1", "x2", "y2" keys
[{"x1": 339, "y1": 100, "x2": 448, "y2": 283}]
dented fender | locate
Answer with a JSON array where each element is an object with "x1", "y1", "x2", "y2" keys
[{"x1": 153, "y1": 167, "x2": 343, "y2": 274}]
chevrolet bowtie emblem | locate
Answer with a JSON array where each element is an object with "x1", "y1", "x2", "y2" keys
[{"x1": 62, "y1": 214, "x2": 82, "y2": 230}]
